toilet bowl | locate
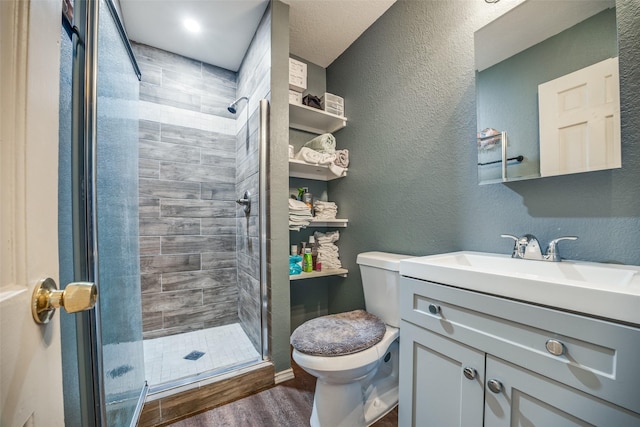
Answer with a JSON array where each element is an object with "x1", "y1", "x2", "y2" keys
[{"x1": 290, "y1": 252, "x2": 412, "y2": 427}]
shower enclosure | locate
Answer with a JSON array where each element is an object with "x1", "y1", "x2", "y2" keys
[
  {"x1": 131, "y1": 4, "x2": 272, "y2": 391},
  {"x1": 58, "y1": 0, "x2": 272, "y2": 425}
]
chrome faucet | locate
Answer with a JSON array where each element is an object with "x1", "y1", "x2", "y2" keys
[{"x1": 501, "y1": 234, "x2": 577, "y2": 262}]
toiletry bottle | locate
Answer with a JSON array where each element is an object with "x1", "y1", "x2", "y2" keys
[
  {"x1": 309, "y1": 235, "x2": 318, "y2": 270},
  {"x1": 299, "y1": 241, "x2": 307, "y2": 256},
  {"x1": 303, "y1": 248, "x2": 313, "y2": 273},
  {"x1": 303, "y1": 190, "x2": 313, "y2": 210}
]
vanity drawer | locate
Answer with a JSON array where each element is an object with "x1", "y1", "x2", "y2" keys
[{"x1": 400, "y1": 276, "x2": 640, "y2": 414}]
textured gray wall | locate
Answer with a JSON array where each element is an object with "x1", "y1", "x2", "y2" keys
[
  {"x1": 325, "y1": 0, "x2": 640, "y2": 314},
  {"x1": 269, "y1": 0, "x2": 294, "y2": 373}
]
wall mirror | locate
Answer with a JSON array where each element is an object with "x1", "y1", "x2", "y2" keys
[{"x1": 475, "y1": 0, "x2": 620, "y2": 185}]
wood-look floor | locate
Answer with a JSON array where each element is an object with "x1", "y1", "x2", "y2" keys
[{"x1": 166, "y1": 360, "x2": 398, "y2": 427}]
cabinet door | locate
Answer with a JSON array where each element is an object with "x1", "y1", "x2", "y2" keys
[
  {"x1": 399, "y1": 321, "x2": 484, "y2": 427},
  {"x1": 484, "y1": 355, "x2": 640, "y2": 427}
]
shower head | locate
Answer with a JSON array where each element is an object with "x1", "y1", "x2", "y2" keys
[{"x1": 227, "y1": 96, "x2": 249, "y2": 114}]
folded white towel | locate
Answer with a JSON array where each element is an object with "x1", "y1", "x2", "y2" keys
[
  {"x1": 313, "y1": 230, "x2": 341, "y2": 267},
  {"x1": 289, "y1": 199, "x2": 312, "y2": 230},
  {"x1": 313, "y1": 201, "x2": 338, "y2": 220},
  {"x1": 295, "y1": 147, "x2": 336, "y2": 165},
  {"x1": 303, "y1": 133, "x2": 336, "y2": 154},
  {"x1": 289, "y1": 199, "x2": 312, "y2": 211},
  {"x1": 314, "y1": 230, "x2": 340, "y2": 244}
]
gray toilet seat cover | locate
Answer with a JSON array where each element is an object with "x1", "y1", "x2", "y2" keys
[{"x1": 291, "y1": 310, "x2": 386, "y2": 356}]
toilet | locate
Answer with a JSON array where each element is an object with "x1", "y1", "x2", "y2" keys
[{"x1": 291, "y1": 251, "x2": 412, "y2": 427}]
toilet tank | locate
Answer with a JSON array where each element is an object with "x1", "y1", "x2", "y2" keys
[{"x1": 357, "y1": 252, "x2": 413, "y2": 328}]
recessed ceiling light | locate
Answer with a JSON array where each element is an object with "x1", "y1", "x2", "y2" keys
[{"x1": 183, "y1": 18, "x2": 201, "y2": 33}]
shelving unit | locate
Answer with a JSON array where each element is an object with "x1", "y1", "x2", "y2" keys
[
  {"x1": 289, "y1": 96, "x2": 349, "y2": 281},
  {"x1": 289, "y1": 159, "x2": 348, "y2": 181},
  {"x1": 289, "y1": 103, "x2": 347, "y2": 134},
  {"x1": 290, "y1": 268, "x2": 349, "y2": 281}
]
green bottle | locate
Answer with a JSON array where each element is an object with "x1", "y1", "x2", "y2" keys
[{"x1": 303, "y1": 248, "x2": 313, "y2": 273}]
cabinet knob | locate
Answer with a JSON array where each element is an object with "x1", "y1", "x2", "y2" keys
[
  {"x1": 428, "y1": 304, "x2": 441, "y2": 315},
  {"x1": 487, "y1": 379, "x2": 503, "y2": 394},
  {"x1": 545, "y1": 339, "x2": 566, "y2": 356},
  {"x1": 463, "y1": 367, "x2": 477, "y2": 380}
]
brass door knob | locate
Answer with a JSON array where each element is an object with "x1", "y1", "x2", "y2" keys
[{"x1": 32, "y1": 277, "x2": 97, "y2": 324}]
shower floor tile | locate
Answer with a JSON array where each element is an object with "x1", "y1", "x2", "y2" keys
[{"x1": 143, "y1": 323, "x2": 261, "y2": 387}]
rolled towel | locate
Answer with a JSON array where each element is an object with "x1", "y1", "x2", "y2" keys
[
  {"x1": 295, "y1": 147, "x2": 336, "y2": 165},
  {"x1": 295, "y1": 147, "x2": 322, "y2": 164},
  {"x1": 303, "y1": 133, "x2": 336, "y2": 154},
  {"x1": 334, "y1": 149, "x2": 349, "y2": 168}
]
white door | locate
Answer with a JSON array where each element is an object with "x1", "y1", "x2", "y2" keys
[
  {"x1": 1, "y1": 0, "x2": 65, "y2": 426},
  {"x1": 538, "y1": 57, "x2": 621, "y2": 177}
]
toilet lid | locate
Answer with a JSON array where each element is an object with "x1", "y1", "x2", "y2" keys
[{"x1": 290, "y1": 310, "x2": 386, "y2": 356}]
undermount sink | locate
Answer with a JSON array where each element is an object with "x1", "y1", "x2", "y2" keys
[{"x1": 400, "y1": 251, "x2": 640, "y2": 326}]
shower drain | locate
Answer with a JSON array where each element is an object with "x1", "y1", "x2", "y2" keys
[{"x1": 184, "y1": 350, "x2": 205, "y2": 361}]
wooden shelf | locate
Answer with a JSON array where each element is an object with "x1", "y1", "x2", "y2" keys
[
  {"x1": 290, "y1": 268, "x2": 348, "y2": 281},
  {"x1": 289, "y1": 103, "x2": 347, "y2": 134},
  {"x1": 289, "y1": 159, "x2": 347, "y2": 181}
]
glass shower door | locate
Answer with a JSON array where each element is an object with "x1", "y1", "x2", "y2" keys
[
  {"x1": 59, "y1": 1, "x2": 145, "y2": 425},
  {"x1": 94, "y1": 0, "x2": 146, "y2": 424}
]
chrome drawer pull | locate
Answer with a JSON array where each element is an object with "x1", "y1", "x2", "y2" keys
[
  {"x1": 463, "y1": 367, "x2": 476, "y2": 380},
  {"x1": 487, "y1": 379, "x2": 503, "y2": 394},
  {"x1": 428, "y1": 304, "x2": 441, "y2": 315},
  {"x1": 545, "y1": 339, "x2": 566, "y2": 356}
]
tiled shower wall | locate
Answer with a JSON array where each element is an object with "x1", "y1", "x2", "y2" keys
[
  {"x1": 133, "y1": 42, "x2": 241, "y2": 340},
  {"x1": 235, "y1": 7, "x2": 271, "y2": 351}
]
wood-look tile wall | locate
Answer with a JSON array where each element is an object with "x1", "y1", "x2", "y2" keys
[
  {"x1": 235, "y1": 7, "x2": 271, "y2": 352},
  {"x1": 132, "y1": 42, "x2": 241, "y2": 339}
]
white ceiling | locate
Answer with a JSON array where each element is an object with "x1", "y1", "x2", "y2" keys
[
  {"x1": 285, "y1": 0, "x2": 397, "y2": 68},
  {"x1": 118, "y1": 0, "x2": 396, "y2": 71}
]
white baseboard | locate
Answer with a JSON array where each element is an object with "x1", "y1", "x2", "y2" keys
[{"x1": 274, "y1": 368, "x2": 295, "y2": 384}]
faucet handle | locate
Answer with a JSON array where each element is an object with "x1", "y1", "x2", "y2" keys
[
  {"x1": 546, "y1": 236, "x2": 578, "y2": 262},
  {"x1": 500, "y1": 234, "x2": 518, "y2": 242},
  {"x1": 501, "y1": 234, "x2": 519, "y2": 258}
]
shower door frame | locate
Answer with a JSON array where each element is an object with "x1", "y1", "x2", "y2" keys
[{"x1": 259, "y1": 98, "x2": 270, "y2": 361}]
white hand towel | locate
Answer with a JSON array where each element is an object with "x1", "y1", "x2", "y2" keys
[
  {"x1": 328, "y1": 163, "x2": 347, "y2": 177},
  {"x1": 295, "y1": 147, "x2": 336, "y2": 165},
  {"x1": 303, "y1": 133, "x2": 336, "y2": 154}
]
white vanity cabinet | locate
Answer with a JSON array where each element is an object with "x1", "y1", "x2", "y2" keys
[{"x1": 399, "y1": 277, "x2": 640, "y2": 426}]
